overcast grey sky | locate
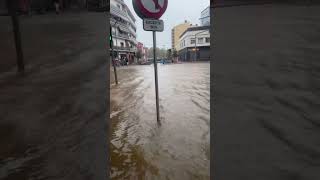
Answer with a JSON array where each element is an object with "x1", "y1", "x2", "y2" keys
[{"x1": 124, "y1": 0, "x2": 210, "y2": 48}]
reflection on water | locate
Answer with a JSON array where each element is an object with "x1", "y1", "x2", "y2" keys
[{"x1": 110, "y1": 63, "x2": 210, "y2": 180}]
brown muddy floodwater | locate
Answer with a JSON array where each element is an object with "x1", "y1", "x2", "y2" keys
[{"x1": 110, "y1": 62, "x2": 210, "y2": 180}]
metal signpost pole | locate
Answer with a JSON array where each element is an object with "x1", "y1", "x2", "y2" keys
[{"x1": 153, "y1": 31, "x2": 160, "y2": 123}]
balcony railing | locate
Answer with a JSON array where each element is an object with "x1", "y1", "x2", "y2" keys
[
  {"x1": 111, "y1": 22, "x2": 136, "y2": 37},
  {"x1": 110, "y1": 4, "x2": 128, "y2": 21},
  {"x1": 115, "y1": 33, "x2": 129, "y2": 39},
  {"x1": 113, "y1": 34, "x2": 137, "y2": 45},
  {"x1": 110, "y1": 5, "x2": 137, "y2": 29},
  {"x1": 111, "y1": 46, "x2": 137, "y2": 52}
]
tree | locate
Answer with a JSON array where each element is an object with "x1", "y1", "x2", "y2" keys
[
  {"x1": 166, "y1": 49, "x2": 172, "y2": 60},
  {"x1": 159, "y1": 48, "x2": 166, "y2": 59},
  {"x1": 147, "y1": 47, "x2": 167, "y2": 59},
  {"x1": 172, "y1": 48, "x2": 178, "y2": 58},
  {"x1": 172, "y1": 48, "x2": 178, "y2": 62},
  {"x1": 147, "y1": 47, "x2": 157, "y2": 59}
]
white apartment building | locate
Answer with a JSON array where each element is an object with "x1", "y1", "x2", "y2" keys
[{"x1": 110, "y1": 0, "x2": 137, "y2": 64}]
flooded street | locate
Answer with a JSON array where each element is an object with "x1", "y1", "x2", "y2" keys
[
  {"x1": 0, "y1": 13, "x2": 108, "y2": 180},
  {"x1": 110, "y1": 62, "x2": 210, "y2": 179}
]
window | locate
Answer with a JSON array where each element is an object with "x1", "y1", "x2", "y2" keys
[
  {"x1": 120, "y1": 42, "x2": 124, "y2": 47},
  {"x1": 205, "y1": 37, "x2": 210, "y2": 43},
  {"x1": 190, "y1": 38, "x2": 195, "y2": 44},
  {"x1": 198, "y1": 38, "x2": 204, "y2": 44}
]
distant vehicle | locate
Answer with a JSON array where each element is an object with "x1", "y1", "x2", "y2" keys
[{"x1": 160, "y1": 59, "x2": 172, "y2": 64}]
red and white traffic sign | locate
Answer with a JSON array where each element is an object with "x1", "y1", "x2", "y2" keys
[{"x1": 133, "y1": 0, "x2": 168, "y2": 19}]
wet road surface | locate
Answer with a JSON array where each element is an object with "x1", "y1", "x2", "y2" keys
[
  {"x1": 0, "y1": 13, "x2": 108, "y2": 180},
  {"x1": 110, "y1": 63, "x2": 210, "y2": 179}
]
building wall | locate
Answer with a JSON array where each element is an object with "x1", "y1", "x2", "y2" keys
[
  {"x1": 179, "y1": 29, "x2": 210, "y2": 49},
  {"x1": 112, "y1": 38, "x2": 127, "y2": 48},
  {"x1": 143, "y1": 47, "x2": 148, "y2": 61},
  {"x1": 137, "y1": 42, "x2": 143, "y2": 50},
  {"x1": 200, "y1": 6, "x2": 210, "y2": 26},
  {"x1": 178, "y1": 46, "x2": 210, "y2": 61},
  {"x1": 171, "y1": 21, "x2": 192, "y2": 51}
]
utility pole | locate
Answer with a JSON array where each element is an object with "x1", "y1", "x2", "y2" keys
[{"x1": 7, "y1": 0, "x2": 25, "y2": 73}]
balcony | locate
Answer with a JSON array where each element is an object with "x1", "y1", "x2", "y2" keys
[
  {"x1": 110, "y1": 6, "x2": 136, "y2": 30},
  {"x1": 111, "y1": 46, "x2": 136, "y2": 53},
  {"x1": 115, "y1": 33, "x2": 129, "y2": 39},
  {"x1": 110, "y1": 4, "x2": 128, "y2": 22},
  {"x1": 129, "y1": 36, "x2": 138, "y2": 45},
  {"x1": 111, "y1": 23, "x2": 137, "y2": 38}
]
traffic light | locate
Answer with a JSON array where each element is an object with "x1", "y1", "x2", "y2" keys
[{"x1": 110, "y1": 27, "x2": 113, "y2": 47}]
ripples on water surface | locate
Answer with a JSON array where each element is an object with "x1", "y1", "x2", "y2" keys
[{"x1": 110, "y1": 63, "x2": 210, "y2": 180}]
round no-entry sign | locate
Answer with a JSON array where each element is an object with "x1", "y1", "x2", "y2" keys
[{"x1": 133, "y1": 0, "x2": 168, "y2": 19}]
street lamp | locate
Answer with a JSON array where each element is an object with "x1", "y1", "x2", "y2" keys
[{"x1": 194, "y1": 30, "x2": 208, "y2": 61}]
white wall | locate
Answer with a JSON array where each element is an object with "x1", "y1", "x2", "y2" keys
[
  {"x1": 200, "y1": 6, "x2": 210, "y2": 26},
  {"x1": 179, "y1": 30, "x2": 210, "y2": 49}
]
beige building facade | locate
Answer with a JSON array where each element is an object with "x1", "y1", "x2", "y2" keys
[{"x1": 171, "y1": 20, "x2": 192, "y2": 51}]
